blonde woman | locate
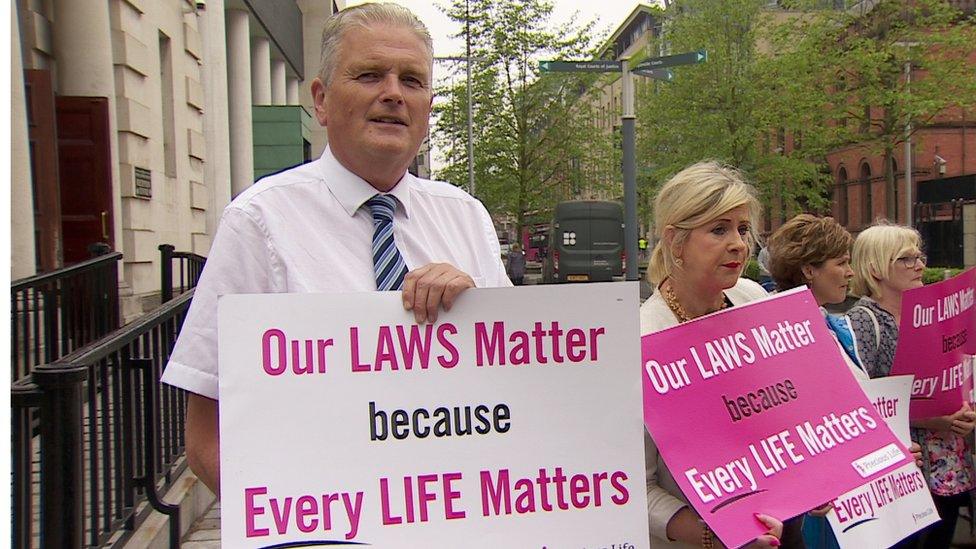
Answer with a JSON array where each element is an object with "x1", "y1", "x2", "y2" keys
[
  {"x1": 848, "y1": 222, "x2": 976, "y2": 549},
  {"x1": 640, "y1": 161, "x2": 786, "y2": 548}
]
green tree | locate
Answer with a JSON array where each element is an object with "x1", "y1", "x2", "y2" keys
[
  {"x1": 777, "y1": 0, "x2": 976, "y2": 220},
  {"x1": 433, "y1": 0, "x2": 614, "y2": 237},
  {"x1": 636, "y1": 0, "x2": 836, "y2": 219}
]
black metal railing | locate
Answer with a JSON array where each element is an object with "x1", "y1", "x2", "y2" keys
[
  {"x1": 159, "y1": 245, "x2": 206, "y2": 303},
  {"x1": 10, "y1": 253, "x2": 122, "y2": 382},
  {"x1": 11, "y1": 290, "x2": 194, "y2": 548}
]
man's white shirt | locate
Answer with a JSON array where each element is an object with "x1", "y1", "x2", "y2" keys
[{"x1": 161, "y1": 147, "x2": 511, "y2": 398}]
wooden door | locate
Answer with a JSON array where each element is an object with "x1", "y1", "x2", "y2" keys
[
  {"x1": 25, "y1": 70, "x2": 62, "y2": 272},
  {"x1": 56, "y1": 96, "x2": 114, "y2": 264}
]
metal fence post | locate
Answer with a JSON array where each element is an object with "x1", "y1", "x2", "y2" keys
[
  {"x1": 33, "y1": 363, "x2": 88, "y2": 548},
  {"x1": 159, "y1": 244, "x2": 175, "y2": 303}
]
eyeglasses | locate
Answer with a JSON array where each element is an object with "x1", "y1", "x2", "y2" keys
[{"x1": 894, "y1": 254, "x2": 926, "y2": 268}]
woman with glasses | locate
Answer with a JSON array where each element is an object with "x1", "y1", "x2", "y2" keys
[{"x1": 848, "y1": 221, "x2": 976, "y2": 549}]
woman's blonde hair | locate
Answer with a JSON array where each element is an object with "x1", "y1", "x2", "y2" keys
[
  {"x1": 648, "y1": 161, "x2": 761, "y2": 285},
  {"x1": 851, "y1": 221, "x2": 923, "y2": 297}
]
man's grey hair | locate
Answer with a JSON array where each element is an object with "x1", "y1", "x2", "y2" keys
[{"x1": 318, "y1": 2, "x2": 434, "y2": 86}]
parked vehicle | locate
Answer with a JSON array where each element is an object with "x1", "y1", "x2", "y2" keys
[
  {"x1": 497, "y1": 234, "x2": 511, "y2": 257},
  {"x1": 542, "y1": 200, "x2": 624, "y2": 283}
]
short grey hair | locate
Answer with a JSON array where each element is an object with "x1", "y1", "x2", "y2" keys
[{"x1": 318, "y1": 2, "x2": 434, "y2": 86}]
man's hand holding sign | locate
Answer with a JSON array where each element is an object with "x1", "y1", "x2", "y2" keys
[{"x1": 642, "y1": 288, "x2": 909, "y2": 548}]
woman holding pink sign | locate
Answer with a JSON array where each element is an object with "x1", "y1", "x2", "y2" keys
[
  {"x1": 849, "y1": 222, "x2": 976, "y2": 549},
  {"x1": 766, "y1": 214, "x2": 871, "y2": 549},
  {"x1": 640, "y1": 161, "x2": 789, "y2": 549}
]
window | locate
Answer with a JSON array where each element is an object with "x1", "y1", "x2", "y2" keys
[
  {"x1": 860, "y1": 162, "x2": 872, "y2": 225},
  {"x1": 159, "y1": 32, "x2": 176, "y2": 177},
  {"x1": 836, "y1": 167, "x2": 848, "y2": 226}
]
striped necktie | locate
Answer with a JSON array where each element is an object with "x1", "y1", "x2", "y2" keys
[{"x1": 366, "y1": 194, "x2": 409, "y2": 291}]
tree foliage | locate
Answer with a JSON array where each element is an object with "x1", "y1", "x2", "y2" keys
[
  {"x1": 636, "y1": 0, "x2": 976, "y2": 226},
  {"x1": 636, "y1": 0, "x2": 835, "y2": 223},
  {"x1": 774, "y1": 0, "x2": 976, "y2": 219},
  {"x1": 433, "y1": 0, "x2": 614, "y2": 234}
]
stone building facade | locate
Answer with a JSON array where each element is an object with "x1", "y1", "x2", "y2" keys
[{"x1": 11, "y1": 0, "x2": 345, "y2": 319}]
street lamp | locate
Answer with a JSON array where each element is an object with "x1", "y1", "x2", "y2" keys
[
  {"x1": 904, "y1": 58, "x2": 913, "y2": 227},
  {"x1": 895, "y1": 41, "x2": 919, "y2": 227},
  {"x1": 432, "y1": 1, "x2": 476, "y2": 196},
  {"x1": 434, "y1": 55, "x2": 480, "y2": 195}
]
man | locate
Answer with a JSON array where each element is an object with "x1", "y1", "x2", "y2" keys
[{"x1": 160, "y1": 3, "x2": 510, "y2": 495}]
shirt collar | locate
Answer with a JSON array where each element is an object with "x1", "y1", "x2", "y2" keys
[{"x1": 318, "y1": 146, "x2": 413, "y2": 218}]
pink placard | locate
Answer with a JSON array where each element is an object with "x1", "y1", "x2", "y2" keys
[
  {"x1": 642, "y1": 288, "x2": 908, "y2": 548},
  {"x1": 890, "y1": 268, "x2": 976, "y2": 419}
]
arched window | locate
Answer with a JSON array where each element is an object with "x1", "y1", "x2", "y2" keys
[
  {"x1": 836, "y1": 167, "x2": 849, "y2": 226},
  {"x1": 860, "y1": 162, "x2": 872, "y2": 225}
]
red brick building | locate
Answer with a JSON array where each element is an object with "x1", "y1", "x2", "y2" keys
[
  {"x1": 827, "y1": 107, "x2": 974, "y2": 228},
  {"x1": 823, "y1": 13, "x2": 975, "y2": 268}
]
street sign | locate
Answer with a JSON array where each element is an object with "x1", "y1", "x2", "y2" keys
[
  {"x1": 539, "y1": 59, "x2": 622, "y2": 73},
  {"x1": 633, "y1": 49, "x2": 707, "y2": 71},
  {"x1": 633, "y1": 68, "x2": 674, "y2": 82}
]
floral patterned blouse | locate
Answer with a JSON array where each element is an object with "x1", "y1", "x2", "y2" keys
[{"x1": 847, "y1": 297, "x2": 975, "y2": 496}]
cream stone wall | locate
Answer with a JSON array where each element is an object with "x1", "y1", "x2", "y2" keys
[
  {"x1": 297, "y1": 0, "x2": 344, "y2": 157},
  {"x1": 200, "y1": 0, "x2": 232, "y2": 237},
  {"x1": 18, "y1": 0, "x2": 54, "y2": 70},
  {"x1": 14, "y1": 0, "x2": 216, "y2": 317},
  {"x1": 12, "y1": 0, "x2": 329, "y2": 316},
  {"x1": 11, "y1": 2, "x2": 37, "y2": 279},
  {"x1": 106, "y1": 0, "x2": 209, "y2": 315}
]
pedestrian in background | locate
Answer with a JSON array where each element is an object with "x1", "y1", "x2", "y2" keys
[
  {"x1": 507, "y1": 243, "x2": 526, "y2": 285},
  {"x1": 161, "y1": 2, "x2": 512, "y2": 495},
  {"x1": 849, "y1": 222, "x2": 976, "y2": 549},
  {"x1": 640, "y1": 160, "x2": 787, "y2": 549}
]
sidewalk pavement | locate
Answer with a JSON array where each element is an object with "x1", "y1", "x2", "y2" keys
[{"x1": 182, "y1": 501, "x2": 221, "y2": 548}]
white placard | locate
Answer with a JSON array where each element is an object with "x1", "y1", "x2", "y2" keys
[
  {"x1": 827, "y1": 376, "x2": 938, "y2": 548},
  {"x1": 217, "y1": 283, "x2": 650, "y2": 548}
]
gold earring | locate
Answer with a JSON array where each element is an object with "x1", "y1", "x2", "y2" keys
[{"x1": 675, "y1": 258, "x2": 684, "y2": 267}]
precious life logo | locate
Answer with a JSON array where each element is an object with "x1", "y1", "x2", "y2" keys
[{"x1": 851, "y1": 444, "x2": 905, "y2": 478}]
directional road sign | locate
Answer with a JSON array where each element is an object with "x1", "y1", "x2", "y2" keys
[
  {"x1": 633, "y1": 49, "x2": 707, "y2": 72},
  {"x1": 633, "y1": 68, "x2": 674, "y2": 82},
  {"x1": 539, "y1": 60, "x2": 622, "y2": 73}
]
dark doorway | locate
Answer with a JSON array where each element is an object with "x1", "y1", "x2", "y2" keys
[
  {"x1": 917, "y1": 201, "x2": 965, "y2": 267},
  {"x1": 56, "y1": 97, "x2": 114, "y2": 264},
  {"x1": 25, "y1": 70, "x2": 62, "y2": 272}
]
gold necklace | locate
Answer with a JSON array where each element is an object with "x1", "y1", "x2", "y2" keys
[{"x1": 662, "y1": 279, "x2": 727, "y2": 324}]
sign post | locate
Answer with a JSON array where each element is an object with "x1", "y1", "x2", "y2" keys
[
  {"x1": 538, "y1": 60, "x2": 622, "y2": 73},
  {"x1": 632, "y1": 49, "x2": 707, "y2": 72},
  {"x1": 540, "y1": 50, "x2": 707, "y2": 282}
]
